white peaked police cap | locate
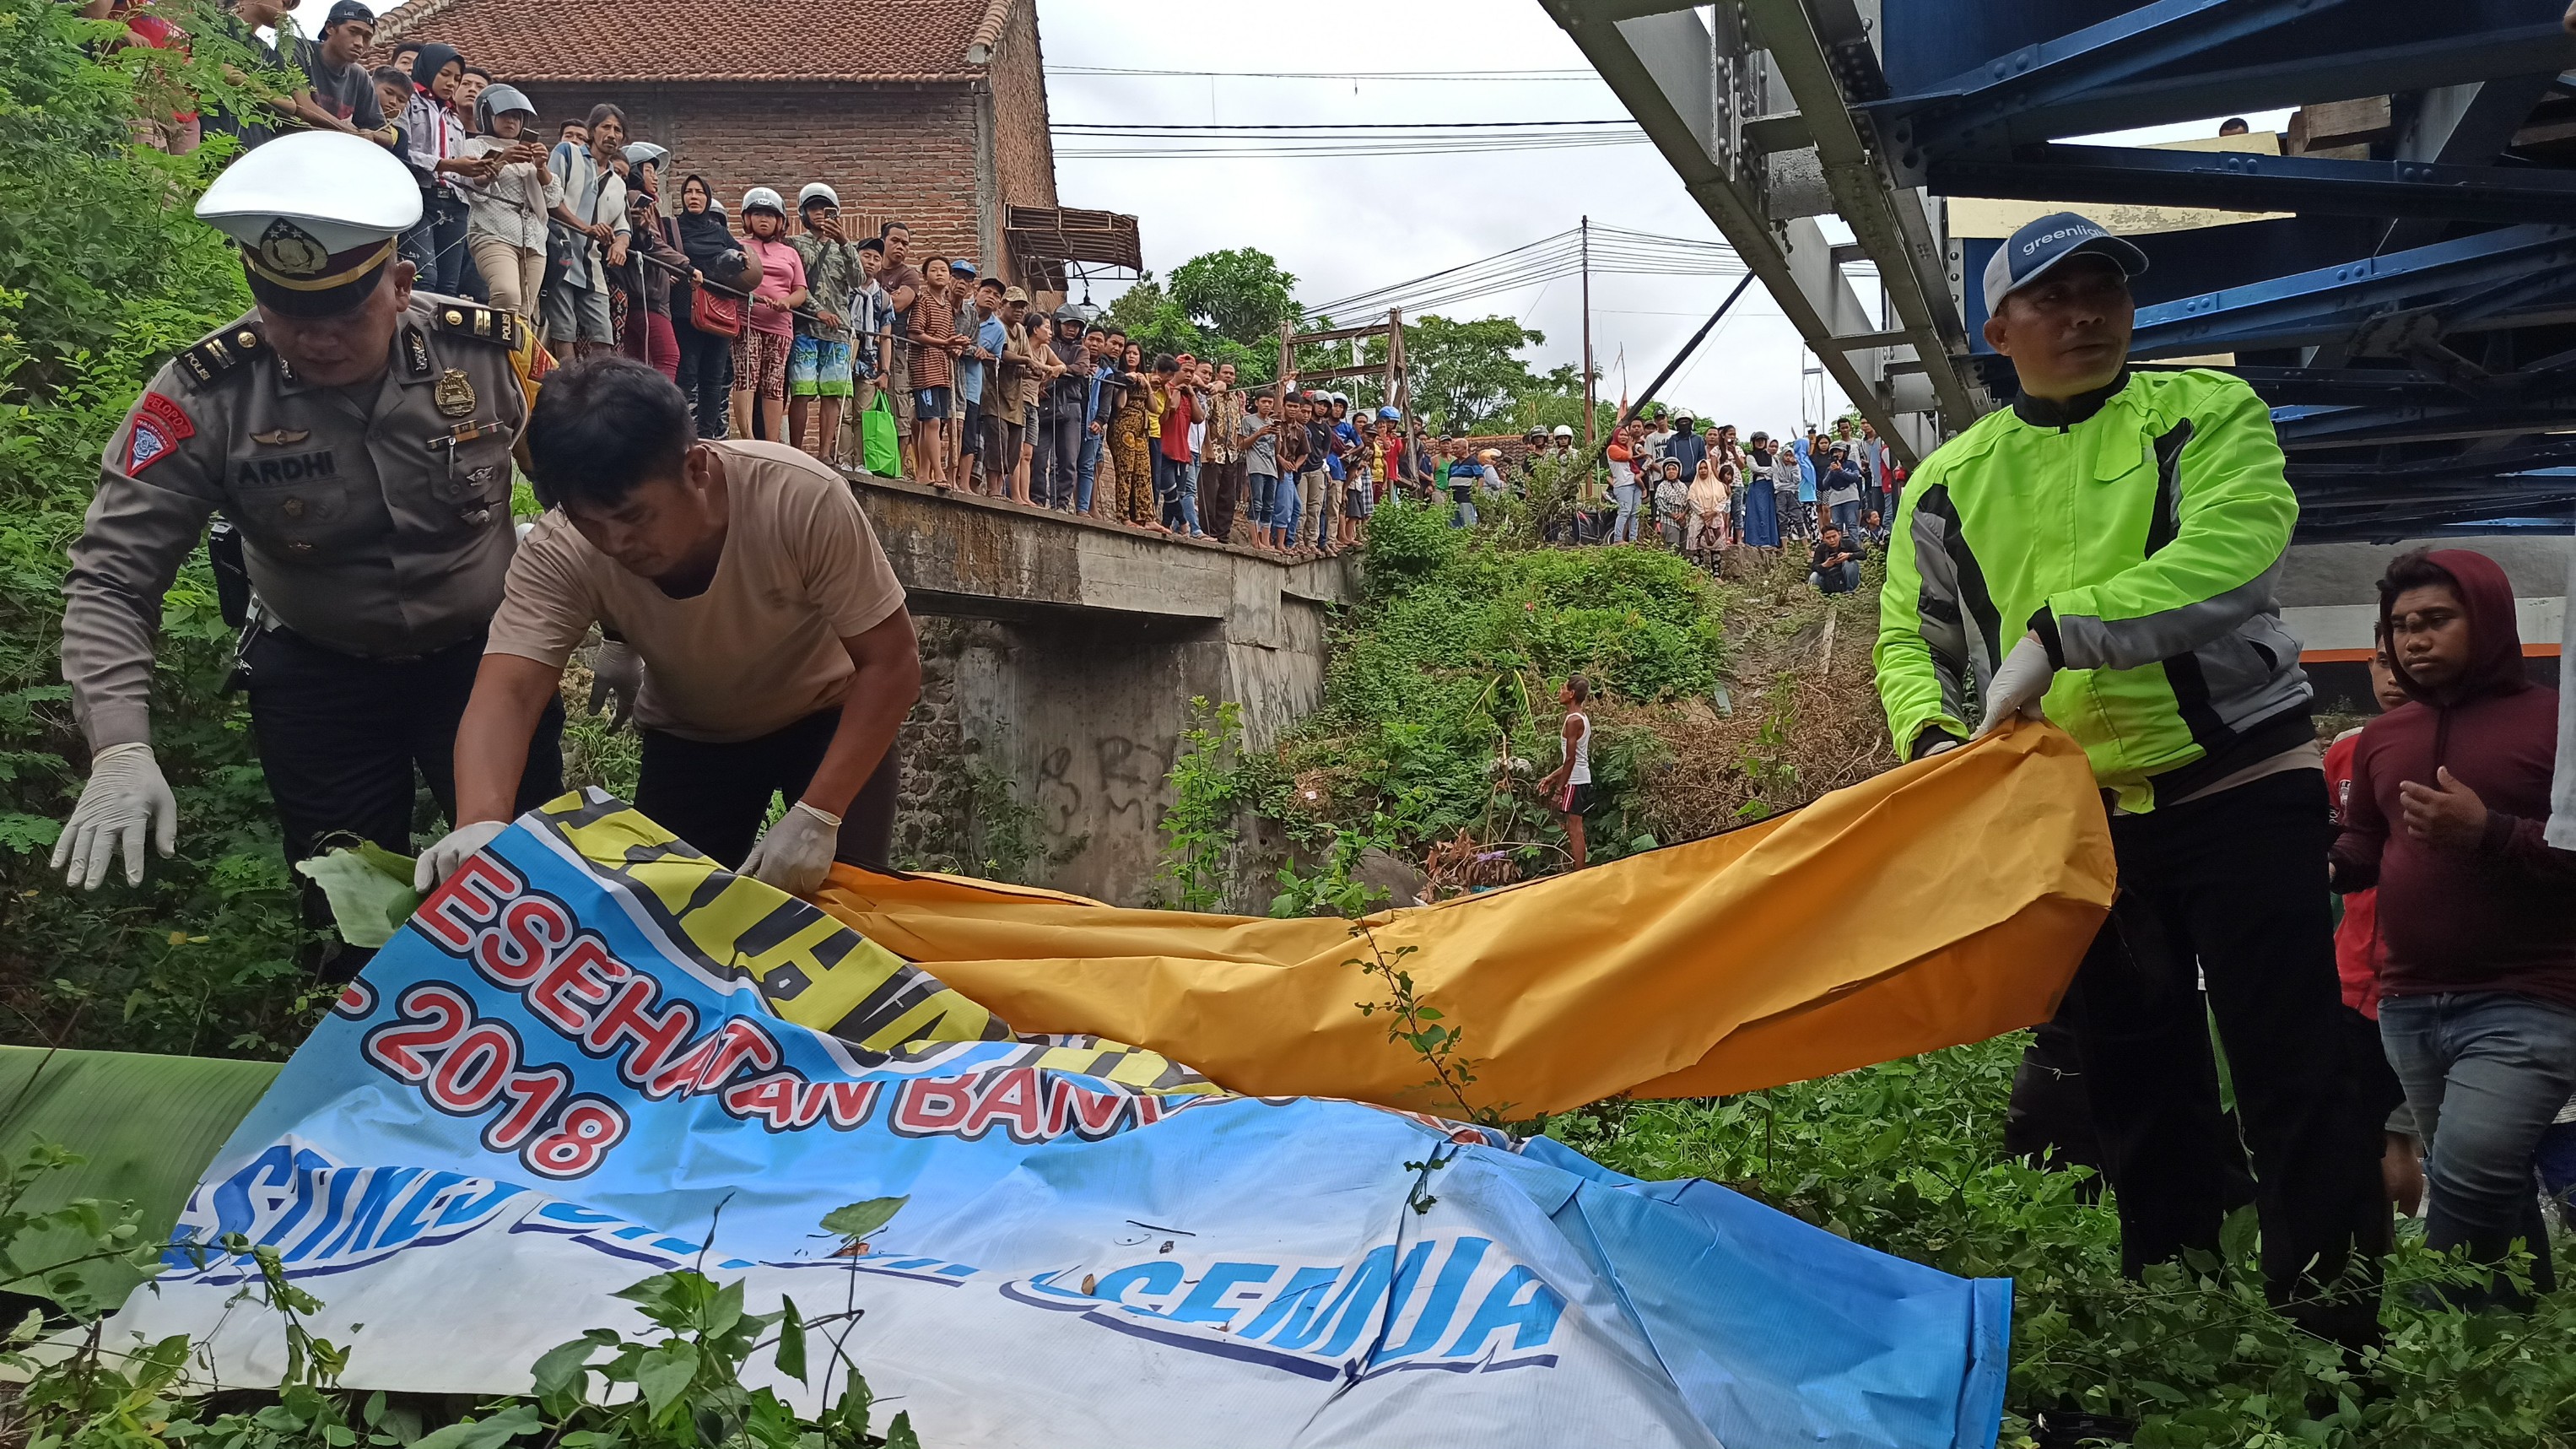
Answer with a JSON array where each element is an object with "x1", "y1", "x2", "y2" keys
[{"x1": 197, "y1": 130, "x2": 422, "y2": 257}]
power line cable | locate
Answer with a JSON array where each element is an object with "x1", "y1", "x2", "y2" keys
[
  {"x1": 1053, "y1": 119, "x2": 1635, "y2": 130},
  {"x1": 1053, "y1": 65, "x2": 1597, "y2": 80},
  {"x1": 1310, "y1": 224, "x2": 1747, "y2": 321},
  {"x1": 1056, "y1": 136, "x2": 1650, "y2": 159}
]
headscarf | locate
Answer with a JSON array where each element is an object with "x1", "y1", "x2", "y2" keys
[
  {"x1": 1688, "y1": 458, "x2": 1726, "y2": 516},
  {"x1": 408, "y1": 42, "x2": 461, "y2": 94},
  {"x1": 674, "y1": 175, "x2": 749, "y2": 287}
]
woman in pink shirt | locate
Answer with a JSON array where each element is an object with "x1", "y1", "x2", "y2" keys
[{"x1": 730, "y1": 187, "x2": 807, "y2": 446}]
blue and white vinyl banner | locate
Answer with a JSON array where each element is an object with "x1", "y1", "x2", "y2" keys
[{"x1": 111, "y1": 793, "x2": 2011, "y2": 1448}]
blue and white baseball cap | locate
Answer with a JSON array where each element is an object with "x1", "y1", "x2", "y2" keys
[{"x1": 1981, "y1": 211, "x2": 2148, "y2": 315}]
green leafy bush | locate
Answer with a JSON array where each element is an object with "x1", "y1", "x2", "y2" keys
[
  {"x1": 1, "y1": 0, "x2": 316, "y2": 1058},
  {"x1": 1282, "y1": 494, "x2": 1719, "y2": 857}
]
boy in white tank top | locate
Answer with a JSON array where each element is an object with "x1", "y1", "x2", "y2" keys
[{"x1": 1537, "y1": 674, "x2": 1594, "y2": 869}]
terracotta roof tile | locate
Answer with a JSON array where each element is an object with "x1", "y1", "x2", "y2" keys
[{"x1": 380, "y1": 0, "x2": 1007, "y2": 84}]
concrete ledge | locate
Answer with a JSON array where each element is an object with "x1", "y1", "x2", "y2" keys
[{"x1": 847, "y1": 470, "x2": 1360, "y2": 629}]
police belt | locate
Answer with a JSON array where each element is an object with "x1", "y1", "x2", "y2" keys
[{"x1": 256, "y1": 619, "x2": 486, "y2": 668}]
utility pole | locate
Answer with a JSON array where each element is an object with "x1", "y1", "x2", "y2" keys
[
  {"x1": 1276, "y1": 320, "x2": 1292, "y2": 411},
  {"x1": 1389, "y1": 307, "x2": 1414, "y2": 482},
  {"x1": 1382, "y1": 308, "x2": 1401, "y2": 421},
  {"x1": 1580, "y1": 214, "x2": 1595, "y2": 456}
]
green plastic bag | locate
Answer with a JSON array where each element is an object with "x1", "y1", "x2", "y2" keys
[{"x1": 862, "y1": 388, "x2": 903, "y2": 478}]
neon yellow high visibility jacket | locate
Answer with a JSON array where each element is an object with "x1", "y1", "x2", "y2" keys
[{"x1": 1874, "y1": 368, "x2": 2313, "y2": 812}]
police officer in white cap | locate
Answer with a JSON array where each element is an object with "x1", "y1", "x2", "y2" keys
[{"x1": 55, "y1": 130, "x2": 563, "y2": 973}]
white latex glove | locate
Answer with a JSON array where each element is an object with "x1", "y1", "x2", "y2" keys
[
  {"x1": 51, "y1": 742, "x2": 177, "y2": 889},
  {"x1": 1976, "y1": 633, "x2": 2057, "y2": 737},
  {"x1": 1919, "y1": 737, "x2": 1963, "y2": 760},
  {"x1": 586, "y1": 639, "x2": 641, "y2": 729},
  {"x1": 415, "y1": 819, "x2": 509, "y2": 891},
  {"x1": 742, "y1": 801, "x2": 842, "y2": 896}
]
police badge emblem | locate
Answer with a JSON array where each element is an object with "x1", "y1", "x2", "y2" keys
[
  {"x1": 254, "y1": 219, "x2": 332, "y2": 279},
  {"x1": 434, "y1": 368, "x2": 478, "y2": 418}
]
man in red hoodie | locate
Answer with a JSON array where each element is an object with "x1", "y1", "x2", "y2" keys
[{"x1": 2330, "y1": 548, "x2": 2576, "y2": 1308}]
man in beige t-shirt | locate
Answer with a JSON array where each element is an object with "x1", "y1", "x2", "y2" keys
[{"x1": 417, "y1": 357, "x2": 921, "y2": 895}]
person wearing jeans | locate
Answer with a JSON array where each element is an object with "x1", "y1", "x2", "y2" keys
[
  {"x1": 2379, "y1": 995, "x2": 2576, "y2": 1302},
  {"x1": 1237, "y1": 390, "x2": 1280, "y2": 549},
  {"x1": 1077, "y1": 329, "x2": 1113, "y2": 513},
  {"x1": 1609, "y1": 476, "x2": 1641, "y2": 543},
  {"x1": 2332, "y1": 547, "x2": 2576, "y2": 1310},
  {"x1": 1269, "y1": 392, "x2": 1310, "y2": 550},
  {"x1": 1447, "y1": 453, "x2": 1480, "y2": 528},
  {"x1": 1821, "y1": 447, "x2": 1865, "y2": 535}
]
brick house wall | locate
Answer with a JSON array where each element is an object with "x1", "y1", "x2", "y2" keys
[
  {"x1": 386, "y1": 0, "x2": 1080, "y2": 293},
  {"x1": 986, "y1": 1, "x2": 1059, "y2": 236}
]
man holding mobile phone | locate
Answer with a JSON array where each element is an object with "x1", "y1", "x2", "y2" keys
[{"x1": 789, "y1": 183, "x2": 860, "y2": 459}]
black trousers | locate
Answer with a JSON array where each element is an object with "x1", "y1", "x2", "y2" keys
[
  {"x1": 1034, "y1": 403, "x2": 1082, "y2": 509},
  {"x1": 634, "y1": 707, "x2": 898, "y2": 873},
  {"x1": 1203, "y1": 457, "x2": 1244, "y2": 540},
  {"x1": 980, "y1": 409, "x2": 1023, "y2": 490},
  {"x1": 2067, "y1": 768, "x2": 2384, "y2": 1344},
  {"x1": 246, "y1": 628, "x2": 564, "y2": 963},
  {"x1": 675, "y1": 324, "x2": 732, "y2": 438},
  {"x1": 2006, "y1": 977, "x2": 2258, "y2": 1214}
]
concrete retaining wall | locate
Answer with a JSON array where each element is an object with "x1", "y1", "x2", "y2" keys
[{"x1": 856, "y1": 476, "x2": 1356, "y2": 906}]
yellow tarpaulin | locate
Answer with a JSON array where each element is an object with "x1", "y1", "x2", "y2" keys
[{"x1": 814, "y1": 722, "x2": 2115, "y2": 1116}]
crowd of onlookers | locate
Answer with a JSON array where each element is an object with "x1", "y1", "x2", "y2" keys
[
  {"x1": 1423, "y1": 409, "x2": 1904, "y2": 592},
  {"x1": 99, "y1": 0, "x2": 1912, "y2": 574},
  {"x1": 105, "y1": 0, "x2": 1432, "y2": 553}
]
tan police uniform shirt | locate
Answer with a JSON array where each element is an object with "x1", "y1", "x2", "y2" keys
[
  {"x1": 62, "y1": 295, "x2": 532, "y2": 749},
  {"x1": 483, "y1": 441, "x2": 907, "y2": 743}
]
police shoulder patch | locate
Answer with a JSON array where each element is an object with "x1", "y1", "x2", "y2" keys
[
  {"x1": 178, "y1": 322, "x2": 268, "y2": 387},
  {"x1": 126, "y1": 392, "x2": 197, "y2": 475},
  {"x1": 430, "y1": 304, "x2": 524, "y2": 350}
]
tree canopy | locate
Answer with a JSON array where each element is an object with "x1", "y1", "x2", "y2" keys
[
  {"x1": 1096, "y1": 274, "x2": 1270, "y2": 383},
  {"x1": 1168, "y1": 248, "x2": 1302, "y2": 354},
  {"x1": 1098, "y1": 247, "x2": 1694, "y2": 436}
]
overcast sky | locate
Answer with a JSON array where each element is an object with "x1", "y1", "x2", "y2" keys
[
  {"x1": 1034, "y1": 0, "x2": 1853, "y2": 432},
  {"x1": 1034, "y1": 0, "x2": 2285, "y2": 434}
]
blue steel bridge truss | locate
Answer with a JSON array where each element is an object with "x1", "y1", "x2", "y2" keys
[{"x1": 1547, "y1": 0, "x2": 2576, "y2": 541}]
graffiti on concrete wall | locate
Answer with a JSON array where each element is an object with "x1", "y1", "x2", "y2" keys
[{"x1": 1033, "y1": 735, "x2": 1178, "y2": 838}]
